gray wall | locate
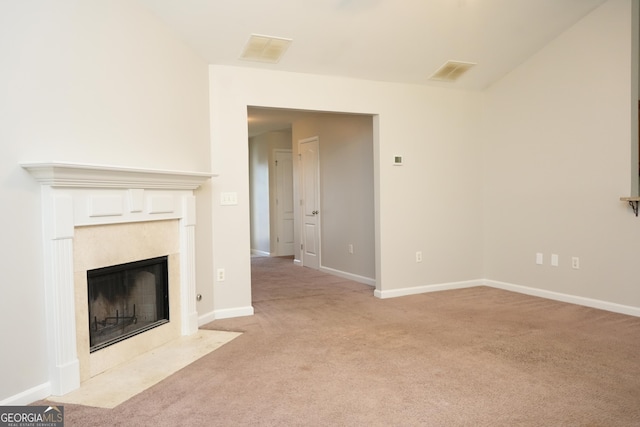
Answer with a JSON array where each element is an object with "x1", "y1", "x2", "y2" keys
[{"x1": 293, "y1": 114, "x2": 375, "y2": 280}]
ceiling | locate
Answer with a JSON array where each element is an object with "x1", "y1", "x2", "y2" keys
[{"x1": 136, "y1": 0, "x2": 607, "y2": 135}]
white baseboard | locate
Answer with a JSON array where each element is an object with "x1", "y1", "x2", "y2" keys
[
  {"x1": 198, "y1": 310, "x2": 217, "y2": 327},
  {"x1": 374, "y1": 279, "x2": 483, "y2": 299},
  {"x1": 319, "y1": 266, "x2": 375, "y2": 287},
  {"x1": 0, "y1": 382, "x2": 51, "y2": 406},
  {"x1": 211, "y1": 306, "x2": 254, "y2": 320},
  {"x1": 374, "y1": 277, "x2": 640, "y2": 317},
  {"x1": 483, "y1": 279, "x2": 640, "y2": 317},
  {"x1": 198, "y1": 306, "x2": 254, "y2": 326}
]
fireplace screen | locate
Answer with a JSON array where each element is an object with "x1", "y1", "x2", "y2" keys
[{"x1": 87, "y1": 256, "x2": 169, "y2": 352}]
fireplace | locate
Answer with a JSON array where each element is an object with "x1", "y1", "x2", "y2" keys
[
  {"x1": 74, "y1": 221, "x2": 182, "y2": 382},
  {"x1": 88, "y1": 256, "x2": 169, "y2": 352},
  {"x1": 21, "y1": 161, "x2": 213, "y2": 396}
]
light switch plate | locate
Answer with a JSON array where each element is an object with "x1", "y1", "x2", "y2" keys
[{"x1": 220, "y1": 192, "x2": 238, "y2": 206}]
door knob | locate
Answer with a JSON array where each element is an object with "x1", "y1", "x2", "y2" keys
[{"x1": 312, "y1": 210, "x2": 318, "y2": 215}]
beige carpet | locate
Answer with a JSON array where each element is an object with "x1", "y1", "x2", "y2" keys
[
  {"x1": 36, "y1": 257, "x2": 640, "y2": 426},
  {"x1": 46, "y1": 330, "x2": 240, "y2": 408}
]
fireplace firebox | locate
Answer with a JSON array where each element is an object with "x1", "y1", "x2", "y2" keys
[{"x1": 88, "y1": 256, "x2": 169, "y2": 352}]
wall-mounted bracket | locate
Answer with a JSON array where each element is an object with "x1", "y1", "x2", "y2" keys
[{"x1": 620, "y1": 197, "x2": 640, "y2": 216}]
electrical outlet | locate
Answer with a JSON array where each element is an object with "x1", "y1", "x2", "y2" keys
[
  {"x1": 571, "y1": 257, "x2": 580, "y2": 270},
  {"x1": 217, "y1": 268, "x2": 225, "y2": 281},
  {"x1": 348, "y1": 244, "x2": 354, "y2": 254},
  {"x1": 551, "y1": 254, "x2": 559, "y2": 267},
  {"x1": 536, "y1": 253, "x2": 543, "y2": 265},
  {"x1": 416, "y1": 251, "x2": 423, "y2": 263}
]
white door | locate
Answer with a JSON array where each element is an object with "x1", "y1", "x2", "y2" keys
[
  {"x1": 299, "y1": 137, "x2": 320, "y2": 269},
  {"x1": 274, "y1": 150, "x2": 294, "y2": 256}
]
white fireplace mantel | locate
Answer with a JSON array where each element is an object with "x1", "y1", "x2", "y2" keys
[
  {"x1": 22, "y1": 162, "x2": 214, "y2": 396},
  {"x1": 21, "y1": 161, "x2": 214, "y2": 189}
]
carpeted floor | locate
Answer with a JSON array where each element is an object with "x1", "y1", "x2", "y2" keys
[{"x1": 39, "y1": 256, "x2": 640, "y2": 426}]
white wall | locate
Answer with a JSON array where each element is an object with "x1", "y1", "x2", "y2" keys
[
  {"x1": 483, "y1": 0, "x2": 640, "y2": 307},
  {"x1": 209, "y1": 66, "x2": 484, "y2": 314},
  {"x1": 0, "y1": 1, "x2": 211, "y2": 403},
  {"x1": 292, "y1": 113, "x2": 375, "y2": 280}
]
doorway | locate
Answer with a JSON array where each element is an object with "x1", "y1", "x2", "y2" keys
[{"x1": 247, "y1": 107, "x2": 376, "y2": 286}]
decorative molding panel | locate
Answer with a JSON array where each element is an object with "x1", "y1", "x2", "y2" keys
[
  {"x1": 88, "y1": 195, "x2": 124, "y2": 217},
  {"x1": 148, "y1": 195, "x2": 176, "y2": 214},
  {"x1": 128, "y1": 189, "x2": 145, "y2": 213}
]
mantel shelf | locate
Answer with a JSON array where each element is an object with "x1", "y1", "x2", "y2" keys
[
  {"x1": 21, "y1": 161, "x2": 215, "y2": 190},
  {"x1": 620, "y1": 197, "x2": 640, "y2": 217}
]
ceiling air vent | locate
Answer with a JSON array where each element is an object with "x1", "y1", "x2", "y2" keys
[
  {"x1": 429, "y1": 60, "x2": 477, "y2": 82},
  {"x1": 240, "y1": 34, "x2": 292, "y2": 64}
]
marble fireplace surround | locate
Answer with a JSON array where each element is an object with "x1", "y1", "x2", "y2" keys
[{"x1": 22, "y1": 162, "x2": 212, "y2": 396}]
